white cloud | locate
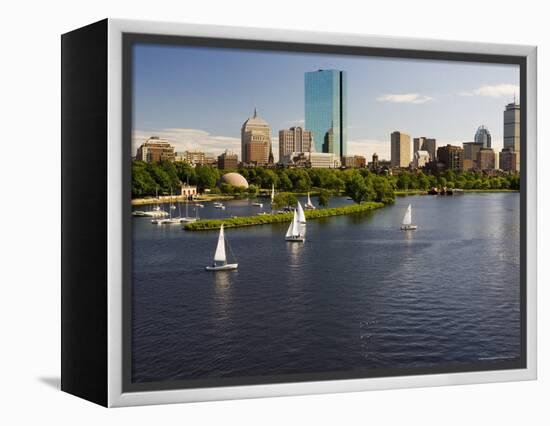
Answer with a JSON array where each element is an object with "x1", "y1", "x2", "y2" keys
[
  {"x1": 347, "y1": 139, "x2": 390, "y2": 161},
  {"x1": 460, "y1": 84, "x2": 519, "y2": 98},
  {"x1": 133, "y1": 127, "x2": 281, "y2": 162},
  {"x1": 376, "y1": 93, "x2": 434, "y2": 104},
  {"x1": 133, "y1": 128, "x2": 240, "y2": 156}
]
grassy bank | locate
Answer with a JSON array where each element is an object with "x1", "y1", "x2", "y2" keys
[{"x1": 184, "y1": 202, "x2": 385, "y2": 231}]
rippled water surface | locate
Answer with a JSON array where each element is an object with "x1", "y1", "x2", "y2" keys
[{"x1": 132, "y1": 193, "x2": 520, "y2": 383}]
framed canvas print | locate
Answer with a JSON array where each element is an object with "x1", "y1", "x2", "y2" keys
[{"x1": 61, "y1": 19, "x2": 537, "y2": 407}]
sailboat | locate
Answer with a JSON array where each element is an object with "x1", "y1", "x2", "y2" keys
[
  {"x1": 205, "y1": 224, "x2": 239, "y2": 271},
  {"x1": 296, "y1": 201, "x2": 306, "y2": 224},
  {"x1": 285, "y1": 209, "x2": 305, "y2": 242},
  {"x1": 180, "y1": 201, "x2": 198, "y2": 224},
  {"x1": 400, "y1": 204, "x2": 418, "y2": 231},
  {"x1": 270, "y1": 183, "x2": 275, "y2": 206},
  {"x1": 305, "y1": 192, "x2": 316, "y2": 209}
]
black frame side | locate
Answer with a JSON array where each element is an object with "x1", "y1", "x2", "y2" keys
[{"x1": 61, "y1": 19, "x2": 109, "y2": 407}]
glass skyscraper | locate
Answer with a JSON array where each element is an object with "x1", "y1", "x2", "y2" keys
[{"x1": 305, "y1": 70, "x2": 347, "y2": 157}]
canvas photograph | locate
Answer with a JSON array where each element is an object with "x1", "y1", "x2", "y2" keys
[{"x1": 127, "y1": 37, "x2": 524, "y2": 390}]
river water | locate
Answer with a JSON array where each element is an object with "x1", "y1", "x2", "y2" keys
[{"x1": 131, "y1": 193, "x2": 521, "y2": 384}]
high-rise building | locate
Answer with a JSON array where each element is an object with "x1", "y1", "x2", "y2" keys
[
  {"x1": 437, "y1": 144, "x2": 464, "y2": 171},
  {"x1": 241, "y1": 108, "x2": 271, "y2": 166},
  {"x1": 474, "y1": 125, "x2": 492, "y2": 148},
  {"x1": 136, "y1": 136, "x2": 175, "y2": 163},
  {"x1": 278, "y1": 127, "x2": 313, "y2": 160},
  {"x1": 217, "y1": 150, "x2": 239, "y2": 170},
  {"x1": 390, "y1": 131, "x2": 411, "y2": 168},
  {"x1": 413, "y1": 137, "x2": 437, "y2": 161},
  {"x1": 305, "y1": 69, "x2": 347, "y2": 158},
  {"x1": 503, "y1": 100, "x2": 520, "y2": 171},
  {"x1": 500, "y1": 148, "x2": 519, "y2": 173},
  {"x1": 477, "y1": 147, "x2": 496, "y2": 170},
  {"x1": 463, "y1": 142, "x2": 483, "y2": 170},
  {"x1": 413, "y1": 150, "x2": 430, "y2": 168}
]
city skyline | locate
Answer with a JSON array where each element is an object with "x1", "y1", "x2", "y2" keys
[{"x1": 132, "y1": 43, "x2": 520, "y2": 161}]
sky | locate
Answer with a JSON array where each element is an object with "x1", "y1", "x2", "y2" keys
[{"x1": 132, "y1": 43, "x2": 520, "y2": 162}]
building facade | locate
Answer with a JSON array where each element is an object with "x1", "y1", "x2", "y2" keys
[
  {"x1": 413, "y1": 137, "x2": 437, "y2": 161},
  {"x1": 462, "y1": 142, "x2": 483, "y2": 171},
  {"x1": 474, "y1": 125, "x2": 492, "y2": 148},
  {"x1": 217, "y1": 150, "x2": 239, "y2": 170},
  {"x1": 305, "y1": 69, "x2": 347, "y2": 158},
  {"x1": 503, "y1": 101, "x2": 520, "y2": 171},
  {"x1": 477, "y1": 147, "x2": 496, "y2": 170},
  {"x1": 500, "y1": 148, "x2": 519, "y2": 172},
  {"x1": 390, "y1": 131, "x2": 411, "y2": 168},
  {"x1": 413, "y1": 150, "x2": 430, "y2": 168},
  {"x1": 437, "y1": 144, "x2": 464, "y2": 171},
  {"x1": 281, "y1": 152, "x2": 340, "y2": 168},
  {"x1": 241, "y1": 108, "x2": 271, "y2": 166},
  {"x1": 177, "y1": 150, "x2": 216, "y2": 166},
  {"x1": 278, "y1": 127, "x2": 313, "y2": 160},
  {"x1": 135, "y1": 136, "x2": 175, "y2": 163},
  {"x1": 342, "y1": 155, "x2": 366, "y2": 168}
]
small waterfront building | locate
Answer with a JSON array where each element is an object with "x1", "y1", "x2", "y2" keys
[{"x1": 180, "y1": 183, "x2": 197, "y2": 197}]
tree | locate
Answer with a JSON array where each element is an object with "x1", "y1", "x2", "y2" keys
[
  {"x1": 196, "y1": 166, "x2": 219, "y2": 190},
  {"x1": 272, "y1": 192, "x2": 298, "y2": 209},
  {"x1": 318, "y1": 189, "x2": 331, "y2": 207},
  {"x1": 345, "y1": 174, "x2": 369, "y2": 204}
]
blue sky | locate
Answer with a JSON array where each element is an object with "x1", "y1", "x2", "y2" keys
[{"x1": 132, "y1": 43, "x2": 519, "y2": 161}]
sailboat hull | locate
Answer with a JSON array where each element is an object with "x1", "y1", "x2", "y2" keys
[
  {"x1": 400, "y1": 225, "x2": 418, "y2": 230},
  {"x1": 205, "y1": 263, "x2": 239, "y2": 271},
  {"x1": 285, "y1": 236, "x2": 305, "y2": 242}
]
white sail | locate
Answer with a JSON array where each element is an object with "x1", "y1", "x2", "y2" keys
[
  {"x1": 285, "y1": 211, "x2": 295, "y2": 238},
  {"x1": 291, "y1": 209, "x2": 300, "y2": 236},
  {"x1": 271, "y1": 184, "x2": 275, "y2": 202},
  {"x1": 402, "y1": 204, "x2": 412, "y2": 226},
  {"x1": 213, "y1": 224, "x2": 227, "y2": 263},
  {"x1": 297, "y1": 201, "x2": 306, "y2": 223}
]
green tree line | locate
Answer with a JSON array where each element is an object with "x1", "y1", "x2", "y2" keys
[{"x1": 132, "y1": 161, "x2": 519, "y2": 202}]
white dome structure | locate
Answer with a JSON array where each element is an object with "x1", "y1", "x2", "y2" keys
[{"x1": 219, "y1": 172, "x2": 249, "y2": 188}]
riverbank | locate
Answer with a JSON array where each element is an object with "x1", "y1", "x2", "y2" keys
[
  {"x1": 395, "y1": 189, "x2": 519, "y2": 196},
  {"x1": 132, "y1": 194, "x2": 235, "y2": 206},
  {"x1": 184, "y1": 202, "x2": 385, "y2": 231}
]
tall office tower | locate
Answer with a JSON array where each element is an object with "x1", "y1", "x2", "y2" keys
[
  {"x1": 241, "y1": 108, "x2": 271, "y2": 166},
  {"x1": 305, "y1": 69, "x2": 347, "y2": 158},
  {"x1": 503, "y1": 100, "x2": 520, "y2": 171},
  {"x1": 390, "y1": 131, "x2": 411, "y2": 168},
  {"x1": 413, "y1": 137, "x2": 437, "y2": 161},
  {"x1": 278, "y1": 127, "x2": 313, "y2": 160},
  {"x1": 474, "y1": 125, "x2": 492, "y2": 148}
]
